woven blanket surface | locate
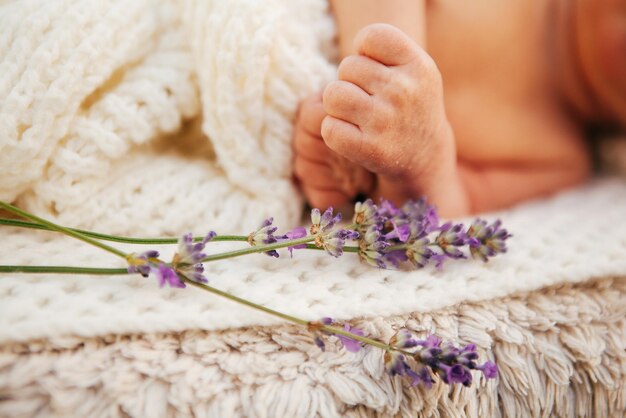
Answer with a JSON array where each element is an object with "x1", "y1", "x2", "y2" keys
[
  {"x1": 1, "y1": 0, "x2": 626, "y2": 346},
  {"x1": 1, "y1": 278, "x2": 624, "y2": 417},
  {"x1": 1, "y1": 1, "x2": 626, "y2": 417},
  {"x1": 1, "y1": 178, "x2": 625, "y2": 345}
]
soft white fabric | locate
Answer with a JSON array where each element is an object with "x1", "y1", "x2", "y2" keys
[
  {"x1": 0, "y1": 0, "x2": 336, "y2": 234},
  {"x1": 1, "y1": 0, "x2": 626, "y2": 346},
  {"x1": 1, "y1": 178, "x2": 626, "y2": 344}
]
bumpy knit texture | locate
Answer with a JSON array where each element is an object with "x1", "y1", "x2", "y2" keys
[
  {"x1": 1, "y1": 1, "x2": 625, "y2": 417},
  {"x1": 0, "y1": 0, "x2": 336, "y2": 234}
]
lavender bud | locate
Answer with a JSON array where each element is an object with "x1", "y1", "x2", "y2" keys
[{"x1": 468, "y1": 219, "x2": 512, "y2": 262}]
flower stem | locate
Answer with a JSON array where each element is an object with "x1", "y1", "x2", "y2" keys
[
  {"x1": 182, "y1": 278, "x2": 309, "y2": 325},
  {"x1": 200, "y1": 236, "x2": 315, "y2": 262},
  {"x1": 0, "y1": 265, "x2": 129, "y2": 275},
  {"x1": 319, "y1": 324, "x2": 392, "y2": 351},
  {"x1": 305, "y1": 244, "x2": 359, "y2": 253},
  {"x1": 0, "y1": 202, "x2": 127, "y2": 259},
  {"x1": 182, "y1": 277, "x2": 396, "y2": 351},
  {"x1": 0, "y1": 218, "x2": 247, "y2": 244},
  {"x1": 0, "y1": 217, "x2": 360, "y2": 256}
]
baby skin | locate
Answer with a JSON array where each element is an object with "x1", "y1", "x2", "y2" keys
[{"x1": 293, "y1": 0, "x2": 626, "y2": 217}]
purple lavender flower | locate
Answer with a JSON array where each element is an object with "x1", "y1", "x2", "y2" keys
[
  {"x1": 392, "y1": 329, "x2": 420, "y2": 349},
  {"x1": 384, "y1": 219, "x2": 412, "y2": 243},
  {"x1": 336, "y1": 229, "x2": 360, "y2": 241},
  {"x1": 435, "y1": 222, "x2": 468, "y2": 259},
  {"x1": 358, "y1": 225, "x2": 389, "y2": 268},
  {"x1": 127, "y1": 250, "x2": 186, "y2": 288},
  {"x1": 308, "y1": 317, "x2": 334, "y2": 352},
  {"x1": 127, "y1": 250, "x2": 160, "y2": 277},
  {"x1": 353, "y1": 199, "x2": 379, "y2": 230},
  {"x1": 179, "y1": 264, "x2": 207, "y2": 284},
  {"x1": 377, "y1": 199, "x2": 402, "y2": 219},
  {"x1": 477, "y1": 361, "x2": 498, "y2": 379},
  {"x1": 310, "y1": 207, "x2": 358, "y2": 257},
  {"x1": 411, "y1": 335, "x2": 498, "y2": 387},
  {"x1": 382, "y1": 250, "x2": 409, "y2": 268},
  {"x1": 385, "y1": 351, "x2": 412, "y2": 377},
  {"x1": 385, "y1": 350, "x2": 434, "y2": 387},
  {"x1": 281, "y1": 227, "x2": 308, "y2": 257},
  {"x1": 467, "y1": 219, "x2": 511, "y2": 262},
  {"x1": 316, "y1": 233, "x2": 345, "y2": 257},
  {"x1": 174, "y1": 232, "x2": 215, "y2": 264},
  {"x1": 438, "y1": 364, "x2": 473, "y2": 385},
  {"x1": 248, "y1": 218, "x2": 280, "y2": 257},
  {"x1": 415, "y1": 334, "x2": 442, "y2": 349},
  {"x1": 170, "y1": 232, "x2": 215, "y2": 283},
  {"x1": 337, "y1": 323, "x2": 364, "y2": 352},
  {"x1": 410, "y1": 365, "x2": 436, "y2": 388},
  {"x1": 405, "y1": 237, "x2": 432, "y2": 268},
  {"x1": 314, "y1": 335, "x2": 326, "y2": 351},
  {"x1": 310, "y1": 207, "x2": 342, "y2": 235},
  {"x1": 310, "y1": 317, "x2": 364, "y2": 352},
  {"x1": 313, "y1": 227, "x2": 360, "y2": 258},
  {"x1": 402, "y1": 198, "x2": 440, "y2": 234},
  {"x1": 153, "y1": 263, "x2": 186, "y2": 288}
]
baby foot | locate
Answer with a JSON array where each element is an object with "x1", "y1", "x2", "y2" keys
[
  {"x1": 293, "y1": 92, "x2": 375, "y2": 209},
  {"x1": 321, "y1": 24, "x2": 457, "y2": 206}
]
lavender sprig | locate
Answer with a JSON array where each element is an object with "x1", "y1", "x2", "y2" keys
[
  {"x1": 382, "y1": 331, "x2": 498, "y2": 388},
  {"x1": 248, "y1": 218, "x2": 280, "y2": 257},
  {"x1": 1, "y1": 198, "x2": 510, "y2": 269},
  {"x1": 1, "y1": 198, "x2": 507, "y2": 391},
  {"x1": 468, "y1": 219, "x2": 512, "y2": 262},
  {"x1": 126, "y1": 231, "x2": 216, "y2": 288},
  {"x1": 309, "y1": 321, "x2": 498, "y2": 389},
  {"x1": 348, "y1": 198, "x2": 511, "y2": 269}
]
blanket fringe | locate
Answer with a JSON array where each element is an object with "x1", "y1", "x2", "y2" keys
[{"x1": 0, "y1": 277, "x2": 624, "y2": 417}]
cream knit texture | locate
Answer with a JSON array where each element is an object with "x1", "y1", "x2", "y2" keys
[
  {"x1": 1, "y1": 178, "x2": 626, "y2": 344},
  {"x1": 1, "y1": 0, "x2": 626, "y2": 345},
  {"x1": 1, "y1": 0, "x2": 336, "y2": 234},
  {"x1": 1, "y1": 2, "x2": 626, "y2": 417}
]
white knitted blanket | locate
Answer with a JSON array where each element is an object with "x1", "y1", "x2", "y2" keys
[{"x1": 1, "y1": 0, "x2": 626, "y2": 347}]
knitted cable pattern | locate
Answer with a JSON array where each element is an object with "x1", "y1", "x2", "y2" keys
[{"x1": 0, "y1": 0, "x2": 336, "y2": 234}]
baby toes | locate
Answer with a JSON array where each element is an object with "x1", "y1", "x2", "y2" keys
[
  {"x1": 293, "y1": 154, "x2": 350, "y2": 208},
  {"x1": 322, "y1": 80, "x2": 373, "y2": 128},
  {"x1": 354, "y1": 23, "x2": 420, "y2": 67},
  {"x1": 320, "y1": 115, "x2": 367, "y2": 164},
  {"x1": 302, "y1": 186, "x2": 350, "y2": 210},
  {"x1": 293, "y1": 126, "x2": 332, "y2": 164},
  {"x1": 297, "y1": 92, "x2": 326, "y2": 136},
  {"x1": 338, "y1": 54, "x2": 391, "y2": 95},
  {"x1": 294, "y1": 156, "x2": 340, "y2": 190}
]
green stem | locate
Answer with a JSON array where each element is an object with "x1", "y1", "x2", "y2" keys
[
  {"x1": 182, "y1": 277, "x2": 397, "y2": 352},
  {"x1": 305, "y1": 244, "x2": 359, "y2": 253},
  {"x1": 183, "y1": 278, "x2": 309, "y2": 325},
  {"x1": 320, "y1": 324, "x2": 393, "y2": 351},
  {"x1": 0, "y1": 262, "x2": 400, "y2": 353},
  {"x1": 0, "y1": 202, "x2": 127, "y2": 259},
  {"x1": 200, "y1": 236, "x2": 316, "y2": 262},
  {"x1": 0, "y1": 205, "x2": 411, "y2": 355},
  {"x1": 0, "y1": 218, "x2": 247, "y2": 244},
  {"x1": 0, "y1": 265, "x2": 129, "y2": 275},
  {"x1": 0, "y1": 217, "x2": 363, "y2": 254}
]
